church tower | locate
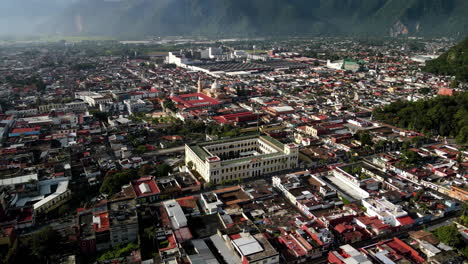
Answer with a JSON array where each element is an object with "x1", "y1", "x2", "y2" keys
[{"x1": 197, "y1": 78, "x2": 203, "y2": 93}]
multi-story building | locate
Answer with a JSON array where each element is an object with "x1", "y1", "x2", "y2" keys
[
  {"x1": 166, "y1": 52, "x2": 190, "y2": 67},
  {"x1": 214, "y1": 230, "x2": 280, "y2": 264},
  {"x1": 199, "y1": 192, "x2": 223, "y2": 214},
  {"x1": 305, "y1": 125, "x2": 328, "y2": 138},
  {"x1": 78, "y1": 207, "x2": 111, "y2": 255},
  {"x1": 124, "y1": 99, "x2": 147, "y2": 115},
  {"x1": 331, "y1": 164, "x2": 371, "y2": 200},
  {"x1": 33, "y1": 178, "x2": 71, "y2": 214},
  {"x1": 170, "y1": 93, "x2": 221, "y2": 112},
  {"x1": 163, "y1": 199, "x2": 187, "y2": 230},
  {"x1": 75, "y1": 92, "x2": 113, "y2": 107},
  {"x1": 185, "y1": 135, "x2": 299, "y2": 184},
  {"x1": 37, "y1": 100, "x2": 87, "y2": 113},
  {"x1": 108, "y1": 199, "x2": 138, "y2": 247},
  {"x1": 362, "y1": 197, "x2": 413, "y2": 227}
]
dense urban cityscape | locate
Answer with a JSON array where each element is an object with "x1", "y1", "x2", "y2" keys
[{"x1": 0, "y1": 36, "x2": 467, "y2": 264}]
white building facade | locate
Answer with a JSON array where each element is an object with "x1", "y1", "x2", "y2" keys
[
  {"x1": 362, "y1": 197, "x2": 408, "y2": 226},
  {"x1": 185, "y1": 135, "x2": 299, "y2": 184}
]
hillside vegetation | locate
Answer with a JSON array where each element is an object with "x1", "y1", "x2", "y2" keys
[
  {"x1": 373, "y1": 92, "x2": 468, "y2": 145},
  {"x1": 424, "y1": 37, "x2": 468, "y2": 82}
]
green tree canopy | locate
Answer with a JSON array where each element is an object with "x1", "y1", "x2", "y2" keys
[
  {"x1": 424, "y1": 37, "x2": 468, "y2": 82},
  {"x1": 97, "y1": 243, "x2": 139, "y2": 262},
  {"x1": 433, "y1": 224, "x2": 462, "y2": 248},
  {"x1": 100, "y1": 169, "x2": 138, "y2": 195},
  {"x1": 373, "y1": 92, "x2": 468, "y2": 145},
  {"x1": 30, "y1": 227, "x2": 61, "y2": 261}
]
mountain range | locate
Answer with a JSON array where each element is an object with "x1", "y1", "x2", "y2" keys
[{"x1": 3, "y1": 0, "x2": 468, "y2": 37}]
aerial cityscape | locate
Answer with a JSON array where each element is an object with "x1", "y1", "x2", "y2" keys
[{"x1": 0, "y1": 1, "x2": 467, "y2": 264}]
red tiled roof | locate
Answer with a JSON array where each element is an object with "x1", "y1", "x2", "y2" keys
[
  {"x1": 397, "y1": 216, "x2": 415, "y2": 226},
  {"x1": 278, "y1": 234, "x2": 308, "y2": 257},
  {"x1": 93, "y1": 212, "x2": 110, "y2": 233},
  {"x1": 334, "y1": 223, "x2": 353, "y2": 234},
  {"x1": 176, "y1": 196, "x2": 197, "y2": 208},
  {"x1": 230, "y1": 233, "x2": 242, "y2": 240},
  {"x1": 343, "y1": 231, "x2": 363, "y2": 241},
  {"x1": 131, "y1": 177, "x2": 161, "y2": 198},
  {"x1": 212, "y1": 111, "x2": 257, "y2": 124},
  {"x1": 10, "y1": 127, "x2": 40, "y2": 134},
  {"x1": 170, "y1": 93, "x2": 221, "y2": 109},
  {"x1": 159, "y1": 234, "x2": 177, "y2": 252}
]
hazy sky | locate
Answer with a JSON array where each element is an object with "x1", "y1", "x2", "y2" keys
[{"x1": 0, "y1": 0, "x2": 77, "y2": 35}]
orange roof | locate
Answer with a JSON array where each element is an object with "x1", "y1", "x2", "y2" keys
[
  {"x1": 213, "y1": 185, "x2": 241, "y2": 194},
  {"x1": 94, "y1": 212, "x2": 110, "y2": 232}
]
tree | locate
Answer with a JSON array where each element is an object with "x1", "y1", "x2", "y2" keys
[
  {"x1": 97, "y1": 243, "x2": 139, "y2": 261},
  {"x1": 424, "y1": 38, "x2": 468, "y2": 82},
  {"x1": 187, "y1": 161, "x2": 194, "y2": 170},
  {"x1": 450, "y1": 80, "x2": 460, "y2": 88},
  {"x1": 156, "y1": 163, "x2": 171, "y2": 177},
  {"x1": 373, "y1": 92, "x2": 468, "y2": 145},
  {"x1": 461, "y1": 246, "x2": 468, "y2": 259},
  {"x1": 402, "y1": 149, "x2": 422, "y2": 165},
  {"x1": 433, "y1": 224, "x2": 462, "y2": 248},
  {"x1": 456, "y1": 152, "x2": 463, "y2": 164},
  {"x1": 358, "y1": 131, "x2": 373, "y2": 146},
  {"x1": 100, "y1": 169, "x2": 138, "y2": 195},
  {"x1": 461, "y1": 202, "x2": 468, "y2": 217},
  {"x1": 72, "y1": 63, "x2": 96, "y2": 71},
  {"x1": 419, "y1": 87, "x2": 431, "y2": 95},
  {"x1": 144, "y1": 226, "x2": 157, "y2": 249},
  {"x1": 410, "y1": 136, "x2": 425, "y2": 148},
  {"x1": 34, "y1": 79, "x2": 46, "y2": 93},
  {"x1": 412, "y1": 189, "x2": 425, "y2": 202},
  {"x1": 138, "y1": 164, "x2": 153, "y2": 177},
  {"x1": 419, "y1": 203, "x2": 429, "y2": 214},
  {"x1": 58, "y1": 204, "x2": 70, "y2": 216},
  {"x1": 460, "y1": 214, "x2": 468, "y2": 227},
  {"x1": 374, "y1": 140, "x2": 387, "y2": 152},
  {"x1": 93, "y1": 111, "x2": 111, "y2": 123},
  {"x1": 402, "y1": 141, "x2": 411, "y2": 150},
  {"x1": 339, "y1": 195, "x2": 351, "y2": 205},
  {"x1": 163, "y1": 64, "x2": 177, "y2": 69},
  {"x1": 456, "y1": 126, "x2": 468, "y2": 145},
  {"x1": 30, "y1": 227, "x2": 61, "y2": 261},
  {"x1": 135, "y1": 145, "x2": 148, "y2": 154},
  {"x1": 163, "y1": 100, "x2": 177, "y2": 112}
]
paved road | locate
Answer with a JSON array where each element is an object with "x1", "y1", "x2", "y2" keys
[{"x1": 143, "y1": 146, "x2": 185, "y2": 156}]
